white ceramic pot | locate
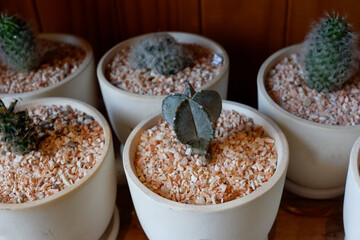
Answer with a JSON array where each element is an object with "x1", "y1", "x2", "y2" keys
[
  {"x1": 123, "y1": 100, "x2": 289, "y2": 240},
  {"x1": 257, "y1": 44, "x2": 360, "y2": 199},
  {"x1": 343, "y1": 136, "x2": 360, "y2": 240},
  {"x1": 0, "y1": 98, "x2": 118, "y2": 240},
  {"x1": 0, "y1": 33, "x2": 98, "y2": 107},
  {"x1": 97, "y1": 32, "x2": 229, "y2": 144}
]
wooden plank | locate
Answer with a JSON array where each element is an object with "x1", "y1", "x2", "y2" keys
[
  {"x1": 201, "y1": 0, "x2": 287, "y2": 53},
  {"x1": 115, "y1": 0, "x2": 200, "y2": 39},
  {"x1": 35, "y1": 0, "x2": 72, "y2": 33},
  {"x1": 35, "y1": 0, "x2": 120, "y2": 60},
  {"x1": 270, "y1": 209, "x2": 344, "y2": 240},
  {"x1": 201, "y1": 0, "x2": 287, "y2": 107},
  {"x1": 0, "y1": 0, "x2": 40, "y2": 31},
  {"x1": 272, "y1": 190, "x2": 344, "y2": 240},
  {"x1": 286, "y1": 0, "x2": 360, "y2": 46}
]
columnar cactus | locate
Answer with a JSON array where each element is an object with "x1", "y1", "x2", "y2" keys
[
  {"x1": 0, "y1": 12, "x2": 40, "y2": 72},
  {"x1": 162, "y1": 83, "x2": 222, "y2": 164},
  {"x1": 0, "y1": 99, "x2": 38, "y2": 154},
  {"x1": 302, "y1": 13, "x2": 358, "y2": 92},
  {"x1": 129, "y1": 32, "x2": 193, "y2": 76}
]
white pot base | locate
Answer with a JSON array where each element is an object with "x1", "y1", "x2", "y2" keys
[
  {"x1": 285, "y1": 178, "x2": 344, "y2": 199},
  {"x1": 99, "y1": 206, "x2": 120, "y2": 240}
]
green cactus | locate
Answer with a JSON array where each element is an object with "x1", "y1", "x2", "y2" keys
[
  {"x1": 302, "y1": 13, "x2": 358, "y2": 92},
  {"x1": 162, "y1": 83, "x2": 222, "y2": 164},
  {"x1": 0, "y1": 12, "x2": 40, "y2": 72},
  {"x1": 0, "y1": 99, "x2": 38, "y2": 154},
  {"x1": 129, "y1": 32, "x2": 193, "y2": 76}
]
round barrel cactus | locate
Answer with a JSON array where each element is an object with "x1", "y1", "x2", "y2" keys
[
  {"x1": 129, "y1": 32, "x2": 193, "y2": 76},
  {"x1": 0, "y1": 12, "x2": 40, "y2": 72},
  {"x1": 302, "y1": 13, "x2": 358, "y2": 92}
]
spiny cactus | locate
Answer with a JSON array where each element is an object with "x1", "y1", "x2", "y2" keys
[
  {"x1": 162, "y1": 83, "x2": 221, "y2": 164},
  {"x1": 129, "y1": 32, "x2": 193, "y2": 76},
  {"x1": 302, "y1": 13, "x2": 358, "y2": 92},
  {"x1": 0, "y1": 12, "x2": 40, "y2": 72},
  {"x1": 0, "y1": 99, "x2": 38, "y2": 154}
]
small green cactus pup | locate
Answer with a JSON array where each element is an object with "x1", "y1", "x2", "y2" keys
[
  {"x1": 162, "y1": 83, "x2": 222, "y2": 164},
  {"x1": 129, "y1": 32, "x2": 193, "y2": 76},
  {"x1": 0, "y1": 12, "x2": 40, "y2": 72},
  {"x1": 302, "y1": 13, "x2": 359, "y2": 92},
  {"x1": 0, "y1": 99, "x2": 38, "y2": 154}
]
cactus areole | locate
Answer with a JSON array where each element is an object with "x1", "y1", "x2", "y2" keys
[
  {"x1": 302, "y1": 13, "x2": 358, "y2": 92},
  {"x1": 162, "y1": 83, "x2": 221, "y2": 164}
]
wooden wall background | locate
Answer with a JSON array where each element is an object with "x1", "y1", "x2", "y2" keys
[{"x1": 1, "y1": 0, "x2": 360, "y2": 107}]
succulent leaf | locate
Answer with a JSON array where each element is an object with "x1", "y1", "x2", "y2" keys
[
  {"x1": 174, "y1": 100, "x2": 214, "y2": 156},
  {"x1": 129, "y1": 32, "x2": 193, "y2": 76},
  {"x1": 162, "y1": 83, "x2": 222, "y2": 163},
  {"x1": 0, "y1": 12, "x2": 40, "y2": 72},
  {"x1": 192, "y1": 90, "x2": 222, "y2": 124},
  {"x1": 183, "y1": 82, "x2": 196, "y2": 97},
  {"x1": 161, "y1": 93, "x2": 187, "y2": 128},
  {"x1": 302, "y1": 13, "x2": 358, "y2": 92}
]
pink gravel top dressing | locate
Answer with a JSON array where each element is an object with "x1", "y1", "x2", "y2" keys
[
  {"x1": 0, "y1": 39, "x2": 86, "y2": 94},
  {"x1": 106, "y1": 44, "x2": 222, "y2": 96},
  {"x1": 135, "y1": 110, "x2": 278, "y2": 205},
  {"x1": 266, "y1": 54, "x2": 360, "y2": 126},
  {"x1": 0, "y1": 104, "x2": 104, "y2": 204}
]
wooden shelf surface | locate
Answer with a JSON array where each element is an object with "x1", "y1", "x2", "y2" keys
[{"x1": 115, "y1": 186, "x2": 345, "y2": 240}]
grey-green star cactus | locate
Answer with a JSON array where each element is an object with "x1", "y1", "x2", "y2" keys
[
  {"x1": 129, "y1": 32, "x2": 193, "y2": 76},
  {"x1": 302, "y1": 13, "x2": 358, "y2": 92},
  {"x1": 162, "y1": 83, "x2": 222, "y2": 164},
  {"x1": 0, "y1": 12, "x2": 40, "y2": 72},
  {"x1": 0, "y1": 99, "x2": 38, "y2": 154}
]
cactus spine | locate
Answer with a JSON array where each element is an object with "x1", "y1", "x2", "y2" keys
[
  {"x1": 0, "y1": 99, "x2": 38, "y2": 154},
  {"x1": 302, "y1": 13, "x2": 358, "y2": 92},
  {"x1": 0, "y1": 12, "x2": 40, "y2": 72},
  {"x1": 162, "y1": 83, "x2": 222, "y2": 164},
  {"x1": 129, "y1": 32, "x2": 193, "y2": 76}
]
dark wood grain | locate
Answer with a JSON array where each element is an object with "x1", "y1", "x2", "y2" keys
[
  {"x1": 200, "y1": 0, "x2": 288, "y2": 107},
  {"x1": 115, "y1": 0, "x2": 201, "y2": 39},
  {"x1": 35, "y1": 0, "x2": 121, "y2": 61}
]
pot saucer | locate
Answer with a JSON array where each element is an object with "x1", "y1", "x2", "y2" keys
[
  {"x1": 99, "y1": 206, "x2": 120, "y2": 240},
  {"x1": 285, "y1": 178, "x2": 344, "y2": 199}
]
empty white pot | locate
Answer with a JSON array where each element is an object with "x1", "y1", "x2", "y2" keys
[{"x1": 123, "y1": 100, "x2": 289, "y2": 240}]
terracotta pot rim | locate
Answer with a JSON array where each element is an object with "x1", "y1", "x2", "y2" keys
[
  {"x1": 123, "y1": 100, "x2": 289, "y2": 213},
  {"x1": 96, "y1": 31, "x2": 230, "y2": 100},
  {"x1": 0, "y1": 33, "x2": 94, "y2": 98},
  {"x1": 257, "y1": 43, "x2": 360, "y2": 131},
  {"x1": 0, "y1": 97, "x2": 112, "y2": 210}
]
